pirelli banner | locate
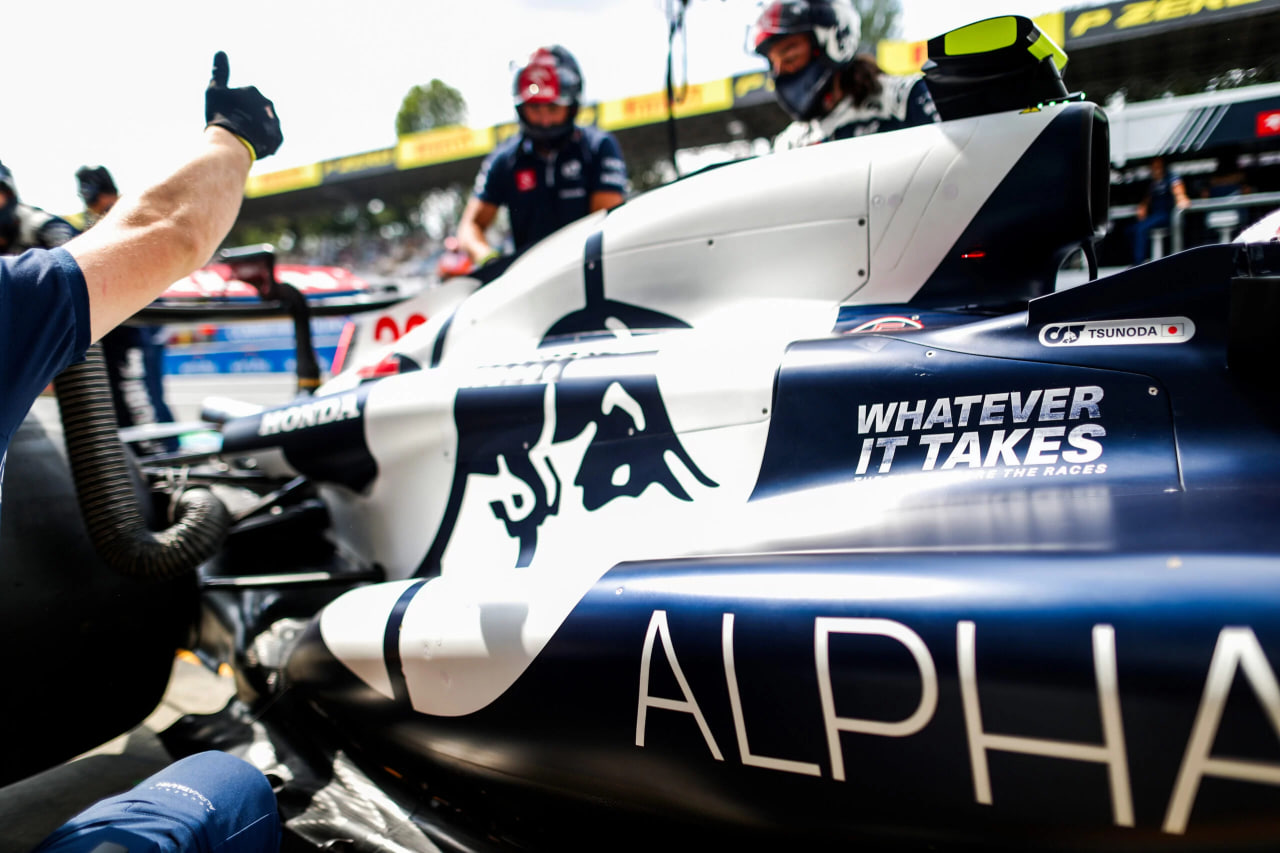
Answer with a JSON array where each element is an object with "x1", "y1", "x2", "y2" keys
[
  {"x1": 245, "y1": 150, "x2": 399, "y2": 199},
  {"x1": 730, "y1": 72, "x2": 777, "y2": 109},
  {"x1": 397, "y1": 126, "x2": 496, "y2": 170},
  {"x1": 243, "y1": 70, "x2": 791, "y2": 199},
  {"x1": 245, "y1": 163, "x2": 323, "y2": 199},
  {"x1": 245, "y1": 72, "x2": 769, "y2": 198},
  {"x1": 1064, "y1": 0, "x2": 1279, "y2": 46},
  {"x1": 877, "y1": 0, "x2": 1279, "y2": 75},
  {"x1": 596, "y1": 79, "x2": 734, "y2": 131},
  {"x1": 322, "y1": 148, "x2": 397, "y2": 183}
]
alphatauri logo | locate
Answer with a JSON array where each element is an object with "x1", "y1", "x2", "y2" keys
[
  {"x1": 258, "y1": 393, "x2": 360, "y2": 437},
  {"x1": 1039, "y1": 317, "x2": 1195, "y2": 347}
]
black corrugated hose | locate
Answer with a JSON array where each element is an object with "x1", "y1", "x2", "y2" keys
[{"x1": 53, "y1": 343, "x2": 230, "y2": 581}]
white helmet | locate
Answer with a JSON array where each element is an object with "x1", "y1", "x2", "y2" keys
[{"x1": 749, "y1": 0, "x2": 860, "y2": 120}]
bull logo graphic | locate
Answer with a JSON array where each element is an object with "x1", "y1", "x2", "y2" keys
[
  {"x1": 416, "y1": 231, "x2": 718, "y2": 573},
  {"x1": 419, "y1": 335, "x2": 716, "y2": 573}
]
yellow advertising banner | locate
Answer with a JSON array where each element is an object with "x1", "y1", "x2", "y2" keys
[
  {"x1": 877, "y1": 12, "x2": 1067, "y2": 76},
  {"x1": 732, "y1": 72, "x2": 773, "y2": 102},
  {"x1": 1065, "y1": 0, "x2": 1266, "y2": 43},
  {"x1": 245, "y1": 163, "x2": 323, "y2": 198},
  {"x1": 597, "y1": 79, "x2": 734, "y2": 131},
  {"x1": 494, "y1": 122, "x2": 521, "y2": 144},
  {"x1": 877, "y1": 39, "x2": 931, "y2": 76},
  {"x1": 322, "y1": 148, "x2": 396, "y2": 180},
  {"x1": 396, "y1": 126, "x2": 496, "y2": 169}
]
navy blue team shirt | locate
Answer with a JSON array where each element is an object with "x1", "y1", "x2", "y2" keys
[
  {"x1": 0, "y1": 248, "x2": 91, "y2": 493},
  {"x1": 473, "y1": 125, "x2": 627, "y2": 253}
]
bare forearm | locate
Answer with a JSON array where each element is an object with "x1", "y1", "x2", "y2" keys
[
  {"x1": 1174, "y1": 182, "x2": 1190, "y2": 209},
  {"x1": 589, "y1": 190, "x2": 625, "y2": 213},
  {"x1": 457, "y1": 197, "x2": 497, "y2": 263},
  {"x1": 69, "y1": 127, "x2": 252, "y2": 341},
  {"x1": 132, "y1": 128, "x2": 252, "y2": 266},
  {"x1": 457, "y1": 225, "x2": 491, "y2": 263}
]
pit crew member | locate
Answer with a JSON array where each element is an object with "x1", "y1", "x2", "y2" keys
[
  {"x1": 0, "y1": 49, "x2": 281, "y2": 515},
  {"x1": 1132, "y1": 156, "x2": 1190, "y2": 264},
  {"x1": 750, "y1": 0, "x2": 939, "y2": 150},
  {"x1": 457, "y1": 45, "x2": 628, "y2": 265},
  {"x1": 72, "y1": 163, "x2": 178, "y2": 452},
  {"x1": 5, "y1": 51, "x2": 283, "y2": 851},
  {"x1": 0, "y1": 162, "x2": 78, "y2": 254},
  {"x1": 71, "y1": 165, "x2": 121, "y2": 230}
]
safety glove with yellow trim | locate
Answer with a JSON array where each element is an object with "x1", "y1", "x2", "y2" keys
[{"x1": 204, "y1": 51, "x2": 283, "y2": 161}]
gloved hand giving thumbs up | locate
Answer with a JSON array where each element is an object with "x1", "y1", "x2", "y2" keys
[{"x1": 204, "y1": 51, "x2": 283, "y2": 161}]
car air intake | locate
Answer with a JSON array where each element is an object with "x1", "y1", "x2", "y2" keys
[{"x1": 923, "y1": 15, "x2": 1074, "y2": 121}]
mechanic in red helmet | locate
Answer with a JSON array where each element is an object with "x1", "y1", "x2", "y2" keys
[
  {"x1": 456, "y1": 45, "x2": 628, "y2": 266},
  {"x1": 749, "y1": 0, "x2": 938, "y2": 150}
]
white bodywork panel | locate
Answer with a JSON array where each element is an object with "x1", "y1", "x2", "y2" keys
[{"x1": 305, "y1": 104, "x2": 1077, "y2": 715}]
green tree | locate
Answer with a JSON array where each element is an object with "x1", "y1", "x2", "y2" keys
[
  {"x1": 852, "y1": 0, "x2": 901, "y2": 47},
  {"x1": 396, "y1": 79, "x2": 468, "y2": 136}
]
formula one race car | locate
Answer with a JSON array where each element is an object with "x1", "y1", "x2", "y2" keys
[{"x1": 4, "y1": 16, "x2": 1280, "y2": 852}]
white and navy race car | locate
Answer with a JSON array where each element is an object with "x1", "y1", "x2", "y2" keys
[{"x1": 5, "y1": 16, "x2": 1280, "y2": 852}]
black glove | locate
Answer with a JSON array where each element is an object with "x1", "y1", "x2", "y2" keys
[{"x1": 205, "y1": 51, "x2": 283, "y2": 160}]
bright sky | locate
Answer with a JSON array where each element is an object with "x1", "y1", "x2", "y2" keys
[{"x1": 3, "y1": 0, "x2": 1057, "y2": 215}]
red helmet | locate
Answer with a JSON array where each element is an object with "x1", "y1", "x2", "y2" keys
[
  {"x1": 512, "y1": 45, "x2": 583, "y2": 145},
  {"x1": 749, "y1": 0, "x2": 860, "y2": 121}
]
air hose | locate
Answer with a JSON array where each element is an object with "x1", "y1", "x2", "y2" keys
[{"x1": 53, "y1": 343, "x2": 230, "y2": 581}]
